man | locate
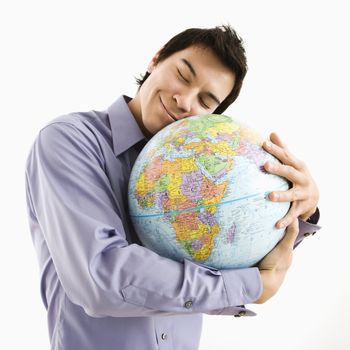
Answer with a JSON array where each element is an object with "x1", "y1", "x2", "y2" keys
[{"x1": 25, "y1": 25, "x2": 320, "y2": 350}]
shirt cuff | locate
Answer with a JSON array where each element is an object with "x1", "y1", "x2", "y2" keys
[
  {"x1": 294, "y1": 207, "x2": 321, "y2": 248},
  {"x1": 207, "y1": 305, "x2": 257, "y2": 317},
  {"x1": 204, "y1": 267, "x2": 262, "y2": 317},
  {"x1": 221, "y1": 267, "x2": 263, "y2": 306}
]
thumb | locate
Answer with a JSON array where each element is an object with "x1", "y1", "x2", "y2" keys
[{"x1": 279, "y1": 219, "x2": 299, "y2": 249}]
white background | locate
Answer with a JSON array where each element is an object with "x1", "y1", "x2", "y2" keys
[{"x1": 1, "y1": 0, "x2": 349, "y2": 349}]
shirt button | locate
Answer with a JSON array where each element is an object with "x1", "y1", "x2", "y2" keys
[
  {"x1": 161, "y1": 333, "x2": 167, "y2": 340},
  {"x1": 234, "y1": 310, "x2": 246, "y2": 317},
  {"x1": 184, "y1": 300, "x2": 193, "y2": 309},
  {"x1": 304, "y1": 232, "x2": 311, "y2": 237}
]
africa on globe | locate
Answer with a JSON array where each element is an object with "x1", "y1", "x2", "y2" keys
[{"x1": 128, "y1": 114, "x2": 290, "y2": 269}]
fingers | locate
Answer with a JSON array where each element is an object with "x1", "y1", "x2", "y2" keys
[
  {"x1": 262, "y1": 132, "x2": 318, "y2": 234},
  {"x1": 263, "y1": 135, "x2": 304, "y2": 170},
  {"x1": 264, "y1": 161, "x2": 306, "y2": 184},
  {"x1": 268, "y1": 188, "x2": 306, "y2": 203},
  {"x1": 273, "y1": 195, "x2": 314, "y2": 228},
  {"x1": 275, "y1": 202, "x2": 299, "y2": 228},
  {"x1": 269, "y1": 132, "x2": 287, "y2": 149}
]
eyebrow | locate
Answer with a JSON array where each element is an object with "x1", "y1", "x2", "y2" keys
[{"x1": 181, "y1": 58, "x2": 221, "y2": 106}]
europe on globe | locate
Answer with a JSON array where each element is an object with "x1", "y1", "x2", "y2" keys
[{"x1": 128, "y1": 114, "x2": 290, "y2": 269}]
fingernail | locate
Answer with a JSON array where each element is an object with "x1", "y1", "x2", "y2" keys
[{"x1": 269, "y1": 192, "x2": 278, "y2": 201}]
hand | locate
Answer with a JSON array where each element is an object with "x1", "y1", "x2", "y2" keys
[
  {"x1": 263, "y1": 132, "x2": 319, "y2": 228},
  {"x1": 254, "y1": 220, "x2": 299, "y2": 304}
]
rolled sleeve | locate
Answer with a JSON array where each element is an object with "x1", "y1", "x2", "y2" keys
[
  {"x1": 220, "y1": 267, "x2": 263, "y2": 305},
  {"x1": 203, "y1": 267, "x2": 262, "y2": 317},
  {"x1": 294, "y1": 208, "x2": 321, "y2": 248}
]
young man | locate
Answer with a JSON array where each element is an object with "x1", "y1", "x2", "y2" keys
[{"x1": 25, "y1": 25, "x2": 320, "y2": 350}]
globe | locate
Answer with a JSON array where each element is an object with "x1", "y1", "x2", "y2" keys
[{"x1": 128, "y1": 114, "x2": 290, "y2": 269}]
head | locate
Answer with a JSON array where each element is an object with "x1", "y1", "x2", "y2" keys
[{"x1": 128, "y1": 25, "x2": 247, "y2": 138}]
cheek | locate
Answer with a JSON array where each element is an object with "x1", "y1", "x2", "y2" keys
[
  {"x1": 139, "y1": 80, "x2": 156, "y2": 110},
  {"x1": 157, "y1": 70, "x2": 182, "y2": 93},
  {"x1": 141, "y1": 69, "x2": 181, "y2": 106}
]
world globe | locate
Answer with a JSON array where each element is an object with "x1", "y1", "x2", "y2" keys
[{"x1": 128, "y1": 114, "x2": 290, "y2": 269}]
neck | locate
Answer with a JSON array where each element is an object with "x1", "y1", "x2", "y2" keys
[{"x1": 128, "y1": 96, "x2": 153, "y2": 139}]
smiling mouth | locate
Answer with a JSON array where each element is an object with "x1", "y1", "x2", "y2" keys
[{"x1": 160, "y1": 97, "x2": 177, "y2": 121}]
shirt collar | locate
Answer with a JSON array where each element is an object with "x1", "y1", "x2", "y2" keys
[{"x1": 107, "y1": 95, "x2": 148, "y2": 157}]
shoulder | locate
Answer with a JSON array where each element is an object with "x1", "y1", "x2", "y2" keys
[
  {"x1": 39, "y1": 109, "x2": 108, "y2": 148},
  {"x1": 41, "y1": 111, "x2": 94, "y2": 135},
  {"x1": 34, "y1": 112, "x2": 106, "y2": 164}
]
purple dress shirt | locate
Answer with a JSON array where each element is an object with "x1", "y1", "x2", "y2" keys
[{"x1": 25, "y1": 95, "x2": 321, "y2": 350}]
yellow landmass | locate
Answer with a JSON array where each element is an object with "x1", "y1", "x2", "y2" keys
[
  {"x1": 208, "y1": 141, "x2": 236, "y2": 157},
  {"x1": 204, "y1": 206, "x2": 218, "y2": 214},
  {"x1": 135, "y1": 172, "x2": 152, "y2": 197},
  {"x1": 240, "y1": 126, "x2": 263, "y2": 146},
  {"x1": 172, "y1": 211, "x2": 221, "y2": 261},
  {"x1": 183, "y1": 141, "x2": 206, "y2": 153},
  {"x1": 205, "y1": 121, "x2": 239, "y2": 137}
]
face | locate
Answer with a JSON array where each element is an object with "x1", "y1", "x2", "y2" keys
[{"x1": 128, "y1": 45, "x2": 235, "y2": 138}]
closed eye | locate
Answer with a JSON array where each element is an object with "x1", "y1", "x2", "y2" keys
[
  {"x1": 177, "y1": 68, "x2": 189, "y2": 83},
  {"x1": 200, "y1": 98, "x2": 210, "y2": 109}
]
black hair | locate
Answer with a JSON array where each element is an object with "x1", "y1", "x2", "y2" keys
[{"x1": 135, "y1": 25, "x2": 248, "y2": 114}]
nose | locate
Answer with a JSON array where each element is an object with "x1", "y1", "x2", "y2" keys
[{"x1": 172, "y1": 92, "x2": 194, "y2": 116}]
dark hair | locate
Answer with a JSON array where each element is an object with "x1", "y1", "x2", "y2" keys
[{"x1": 135, "y1": 25, "x2": 248, "y2": 114}]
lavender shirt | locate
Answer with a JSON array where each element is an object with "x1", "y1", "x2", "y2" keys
[{"x1": 25, "y1": 95, "x2": 321, "y2": 350}]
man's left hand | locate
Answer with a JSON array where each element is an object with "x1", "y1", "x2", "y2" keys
[{"x1": 262, "y1": 132, "x2": 319, "y2": 229}]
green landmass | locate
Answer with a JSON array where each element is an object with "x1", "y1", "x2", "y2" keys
[{"x1": 198, "y1": 154, "x2": 227, "y2": 175}]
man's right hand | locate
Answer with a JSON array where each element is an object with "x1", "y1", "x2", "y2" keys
[{"x1": 254, "y1": 219, "x2": 299, "y2": 304}]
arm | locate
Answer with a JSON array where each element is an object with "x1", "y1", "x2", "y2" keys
[
  {"x1": 25, "y1": 122, "x2": 262, "y2": 318},
  {"x1": 254, "y1": 220, "x2": 299, "y2": 304},
  {"x1": 251, "y1": 133, "x2": 322, "y2": 303}
]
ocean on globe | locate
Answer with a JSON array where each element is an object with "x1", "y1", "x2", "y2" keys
[{"x1": 128, "y1": 114, "x2": 290, "y2": 269}]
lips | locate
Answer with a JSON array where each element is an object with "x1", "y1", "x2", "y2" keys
[{"x1": 160, "y1": 97, "x2": 177, "y2": 121}]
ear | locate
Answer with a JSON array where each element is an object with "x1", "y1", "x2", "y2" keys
[{"x1": 147, "y1": 50, "x2": 161, "y2": 73}]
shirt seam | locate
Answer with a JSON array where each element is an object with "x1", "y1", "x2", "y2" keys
[{"x1": 39, "y1": 121, "x2": 106, "y2": 168}]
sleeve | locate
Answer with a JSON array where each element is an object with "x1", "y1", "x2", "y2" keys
[
  {"x1": 294, "y1": 208, "x2": 321, "y2": 249},
  {"x1": 25, "y1": 122, "x2": 262, "y2": 318}
]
